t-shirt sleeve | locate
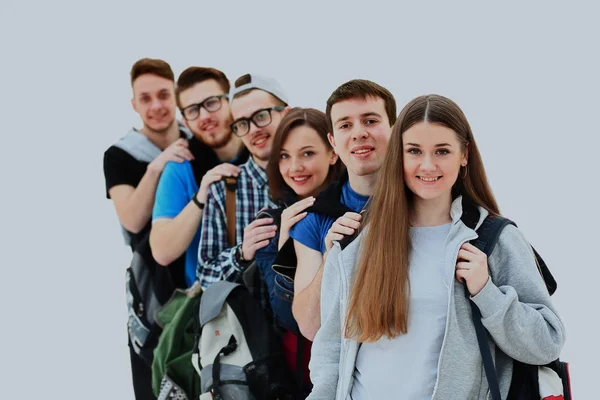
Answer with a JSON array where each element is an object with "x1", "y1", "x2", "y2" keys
[
  {"x1": 152, "y1": 161, "x2": 189, "y2": 220},
  {"x1": 289, "y1": 213, "x2": 323, "y2": 253},
  {"x1": 103, "y1": 146, "x2": 144, "y2": 198}
]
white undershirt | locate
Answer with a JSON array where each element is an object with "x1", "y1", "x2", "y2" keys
[{"x1": 351, "y1": 223, "x2": 452, "y2": 400}]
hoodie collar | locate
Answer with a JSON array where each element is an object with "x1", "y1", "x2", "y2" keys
[{"x1": 451, "y1": 195, "x2": 489, "y2": 231}]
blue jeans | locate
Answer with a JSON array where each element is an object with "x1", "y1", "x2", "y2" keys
[{"x1": 255, "y1": 234, "x2": 299, "y2": 332}]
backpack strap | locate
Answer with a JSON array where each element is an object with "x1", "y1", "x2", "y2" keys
[
  {"x1": 211, "y1": 335, "x2": 238, "y2": 400},
  {"x1": 224, "y1": 177, "x2": 237, "y2": 246},
  {"x1": 460, "y1": 198, "x2": 553, "y2": 400},
  {"x1": 339, "y1": 226, "x2": 361, "y2": 250},
  {"x1": 461, "y1": 197, "x2": 557, "y2": 295},
  {"x1": 466, "y1": 284, "x2": 502, "y2": 400},
  {"x1": 534, "y1": 248, "x2": 557, "y2": 295},
  {"x1": 192, "y1": 295, "x2": 203, "y2": 376},
  {"x1": 473, "y1": 216, "x2": 516, "y2": 255},
  {"x1": 305, "y1": 172, "x2": 354, "y2": 219},
  {"x1": 114, "y1": 128, "x2": 162, "y2": 163},
  {"x1": 115, "y1": 125, "x2": 192, "y2": 163},
  {"x1": 461, "y1": 211, "x2": 511, "y2": 400},
  {"x1": 113, "y1": 129, "x2": 163, "y2": 245}
]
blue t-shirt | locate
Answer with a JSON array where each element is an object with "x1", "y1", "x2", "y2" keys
[
  {"x1": 153, "y1": 160, "x2": 199, "y2": 287},
  {"x1": 289, "y1": 180, "x2": 369, "y2": 254}
]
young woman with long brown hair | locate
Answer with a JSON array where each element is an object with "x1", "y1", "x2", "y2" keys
[
  {"x1": 307, "y1": 95, "x2": 566, "y2": 399},
  {"x1": 254, "y1": 107, "x2": 343, "y2": 396}
]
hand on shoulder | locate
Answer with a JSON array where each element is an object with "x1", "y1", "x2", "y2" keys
[
  {"x1": 197, "y1": 163, "x2": 241, "y2": 204},
  {"x1": 148, "y1": 138, "x2": 193, "y2": 174},
  {"x1": 324, "y1": 212, "x2": 362, "y2": 253}
]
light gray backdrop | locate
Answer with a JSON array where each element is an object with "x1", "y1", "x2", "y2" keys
[{"x1": 1, "y1": 1, "x2": 597, "y2": 398}]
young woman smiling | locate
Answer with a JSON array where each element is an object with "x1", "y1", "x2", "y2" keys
[
  {"x1": 307, "y1": 95, "x2": 566, "y2": 400},
  {"x1": 254, "y1": 107, "x2": 343, "y2": 396}
]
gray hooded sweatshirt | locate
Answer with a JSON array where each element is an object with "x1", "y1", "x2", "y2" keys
[{"x1": 307, "y1": 197, "x2": 566, "y2": 400}]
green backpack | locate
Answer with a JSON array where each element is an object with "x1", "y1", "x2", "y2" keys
[
  {"x1": 152, "y1": 284, "x2": 202, "y2": 399},
  {"x1": 152, "y1": 176, "x2": 239, "y2": 399}
]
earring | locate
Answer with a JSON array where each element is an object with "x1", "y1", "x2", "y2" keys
[{"x1": 461, "y1": 164, "x2": 468, "y2": 179}]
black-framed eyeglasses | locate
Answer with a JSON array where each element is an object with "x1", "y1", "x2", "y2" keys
[
  {"x1": 181, "y1": 94, "x2": 228, "y2": 121},
  {"x1": 230, "y1": 106, "x2": 285, "y2": 137}
]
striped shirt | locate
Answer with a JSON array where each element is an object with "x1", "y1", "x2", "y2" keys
[{"x1": 196, "y1": 157, "x2": 276, "y2": 308}]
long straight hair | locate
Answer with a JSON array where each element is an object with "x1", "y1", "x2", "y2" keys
[{"x1": 345, "y1": 94, "x2": 500, "y2": 342}]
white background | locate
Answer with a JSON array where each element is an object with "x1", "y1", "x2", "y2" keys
[{"x1": 1, "y1": 1, "x2": 597, "y2": 398}]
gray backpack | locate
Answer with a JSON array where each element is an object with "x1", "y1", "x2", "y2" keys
[{"x1": 192, "y1": 281, "x2": 300, "y2": 400}]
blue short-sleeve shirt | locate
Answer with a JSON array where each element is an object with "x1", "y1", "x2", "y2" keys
[
  {"x1": 152, "y1": 160, "x2": 199, "y2": 286},
  {"x1": 289, "y1": 180, "x2": 369, "y2": 254}
]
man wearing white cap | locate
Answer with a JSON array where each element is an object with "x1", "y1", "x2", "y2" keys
[{"x1": 196, "y1": 74, "x2": 290, "y2": 310}]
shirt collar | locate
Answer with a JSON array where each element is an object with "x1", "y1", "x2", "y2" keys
[{"x1": 244, "y1": 156, "x2": 268, "y2": 189}]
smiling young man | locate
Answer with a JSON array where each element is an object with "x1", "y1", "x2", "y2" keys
[
  {"x1": 104, "y1": 59, "x2": 195, "y2": 252},
  {"x1": 196, "y1": 74, "x2": 290, "y2": 313},
  {"x1": 289, "y1": 80, "x2": 397, "y2": 340},
  {"x1": 103, "y1": 58, "x2": 198, "y2": 400},
  {"x1": 149, "y1": 67, "x2": 249, "y2": 287}
]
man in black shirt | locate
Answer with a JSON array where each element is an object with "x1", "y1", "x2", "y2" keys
[
  {"x1": 103, "y1": 58, "x2": 208, "y2": 400},
  {"x1": 104, "y1": 58, "x2": 194, "y2": 253}
]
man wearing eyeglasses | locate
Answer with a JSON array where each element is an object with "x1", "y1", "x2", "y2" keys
[
  {"x1": 196, "y1": 74, "x2": 289, "y2": 310},
  {"x1": 150, "y1": 67, "x2": 249, "y2": 287}
]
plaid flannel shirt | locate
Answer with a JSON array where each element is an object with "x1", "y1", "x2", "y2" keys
[{"x1": 196, "y1": 157, "x2": 276, "y2": 309}]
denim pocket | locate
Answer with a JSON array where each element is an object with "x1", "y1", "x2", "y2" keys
[{"x1": 274, "y1": 275, "x2": 294, "y2": 304}]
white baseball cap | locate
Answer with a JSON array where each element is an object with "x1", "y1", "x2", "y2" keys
[{"x1": 229, "y1": 74, "x2": 289, "y2": 105}]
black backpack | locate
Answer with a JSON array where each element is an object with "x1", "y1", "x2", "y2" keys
[
  {"x1": 120, "y1": 125, "x2": 194, "y2": 366},
  {"x1": 192, "y1": 281, "x2": 302, "y2": 400},
  {"x1": 126, "y1": 233, "x2": 178, "y2": 366},
  {"x1": 460, "y1": 198, "x2": 572, "y2": 400}
]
